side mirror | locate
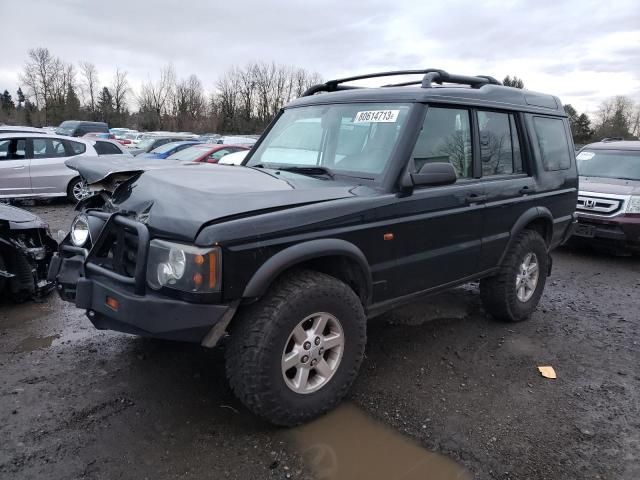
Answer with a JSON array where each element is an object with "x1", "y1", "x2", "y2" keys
[{"x1": 410, "y1": 162, "x2": 457, "y2": 187}]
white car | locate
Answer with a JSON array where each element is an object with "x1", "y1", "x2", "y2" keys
[
  {"x1": 0, "y1": 133, "x2": 128, "y2": 202},
  {"x1": 216, "y1": 136, "x2": 257, "y2": 147},
  {"x1": 218, "y1": 150, "x2": 249, "y2": 165}
]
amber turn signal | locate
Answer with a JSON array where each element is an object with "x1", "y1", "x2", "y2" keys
[{"x1": 105, "y1": 296, "x2": 119, "y2": 311}]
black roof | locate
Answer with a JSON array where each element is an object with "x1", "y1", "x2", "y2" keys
[
  {"x1": 288, "y1": 69, "x2": 565, "y2": 116},
  {"x1": 583, "y1": 140, "x2": 640, "y2": 151}
]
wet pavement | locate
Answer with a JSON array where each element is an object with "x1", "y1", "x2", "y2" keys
[{"x1": 1, "y1": 203, "x2": 639, "y2": 479}]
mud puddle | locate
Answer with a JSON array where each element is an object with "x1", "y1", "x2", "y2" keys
[
  {"x1": 14, "y1": 334, "x2": 60, "y2": 352},
  {"x1": 292, "y1": 403, "x2": 470, "y2": 480}
]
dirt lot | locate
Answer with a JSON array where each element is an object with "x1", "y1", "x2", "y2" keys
[{"x1": 1, "y1": 202, "x2": 639, "y2": 479}]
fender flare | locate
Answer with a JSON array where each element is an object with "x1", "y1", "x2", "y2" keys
[
  {"x1": 242, "y1": 238, "x2": 372, "y2": 301},
  {"x1": 498, "y1": 207, "x2": 553, "y2": 265}
]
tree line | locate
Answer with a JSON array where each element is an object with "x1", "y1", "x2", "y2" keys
[
  {"x1": 2, "y1": 56, "x2": 639, "y2": 141},
  {"x1": 0, "y1": 47, "x2": 322, "y2": 134}
]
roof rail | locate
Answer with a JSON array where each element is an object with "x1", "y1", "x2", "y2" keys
[
  {"x1": 302, "y1": 69, "x2": 502, "y2": 96},
  {"x1": 601, "y1": 137, "x2": 625, "y2": 142}
]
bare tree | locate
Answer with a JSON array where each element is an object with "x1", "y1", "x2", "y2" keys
[
  {"x1": 79, "y1": 61, "x2": 99, "y2": 115},
  {"x1": 138, "y1": 64, "x2": 175, "y2": 129},
  {"x1": 594, "y1": 96, "x2": 636, "y2": 139},
  {"x1": 111, "y1": 68, "x2": 129, "y2": 114},
  {"x1": 20, "y1": 47, "x2": 66, "y2": 123}
]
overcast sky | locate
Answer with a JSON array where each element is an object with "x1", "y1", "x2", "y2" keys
[{"x1": 2, "y1": 0, "x2": 639, "y2": 114}]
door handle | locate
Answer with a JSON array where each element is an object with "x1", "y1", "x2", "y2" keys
[
  {"x1": 519, "y1": 186, "x2": 533, "y2": 194},
  {"x1": 466, "y1": 193, "x2": 487, "y2": 204},
  {"x1": 13, "y1": 165, "x2": 26, "y2": 170}
]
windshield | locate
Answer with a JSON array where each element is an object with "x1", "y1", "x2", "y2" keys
[
  {"x1": 167, "y1": 145, "x2": 211, "y2": 161},
  {"x1": 246, "y1": 103, "x2": 412, "y2": 179},
  {"x1": 577, "y1": 149, "x2": 640, "y2": 181},
  {"x1": 137, "y1": 138, "x2": 160, "y2": 151},
  {"x1": 55, "y1": 121, "x2": 78, "y2": 135},
  {"x1": 152, "y1": 142, "x2": 186, "y2": 154}
]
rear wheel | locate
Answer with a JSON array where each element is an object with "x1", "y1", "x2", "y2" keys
[
  {"x1": 480, "y1": 229, "x2": 548, "y2": 322},
  {"x1": 225, "y1": 270, "x2": 367, "y2": 426},
  {"x1": 67, "y1": 177, "x2": 88, "y2": 203}
]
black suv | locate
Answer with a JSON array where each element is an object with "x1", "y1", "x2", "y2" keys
[{"x1": 49, "y1": 69, "x2": 578, "y2": 426}]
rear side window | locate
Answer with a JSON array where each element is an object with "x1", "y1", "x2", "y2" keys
[
  {"x1": 94, "y1": 141, "x2": 122, "y2": 155},
  {"x1": 64, "y1": 140, "x2": 86, "y2": 155},
  {"x1": 32, "y1": 138, "x2": 67, "y2": 159},
  {"x1": 411, "y1": 107, "x2": 473, "y2": 178},
  {"x1": 533, "y1": 117, "x2": 571, "y2": 171},
  {"x1": 0, "y1": 138, "x2": 27, "y2": 160},
  {"x1": 478, "y1": 111, "x2": 523, "y2": 176}
]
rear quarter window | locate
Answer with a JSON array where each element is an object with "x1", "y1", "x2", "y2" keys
[
  {"x1": 533, "y1": 116, "x2": 572, "y2": 171},
  {"x1": 94, "y1": 141, "x2": 122, "y2": 155},
  {"x1": 64, "y1": 140, "x2": 86, "y2": 155}
]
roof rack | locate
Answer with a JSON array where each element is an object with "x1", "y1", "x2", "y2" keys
[{"x1": 302, "y1": 69, "x2": 502, "y2": 96}]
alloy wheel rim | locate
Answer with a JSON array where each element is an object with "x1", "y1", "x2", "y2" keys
[
  {"x1": 73, "y1": 181, "x2": 89, "y2": 201},
  {"x1": 515, "y1": 252, "x2": 539, "y2": 302},
  {"x1": 281, "y1": 312, "x2": 344, "y2": 394}
]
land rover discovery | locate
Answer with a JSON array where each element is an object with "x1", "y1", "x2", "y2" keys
[{"x1": 49, "y1": 69, "x2": 578, "y2": 425}]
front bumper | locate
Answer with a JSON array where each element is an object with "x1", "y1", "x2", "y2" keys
[
  {"x1": 572, "y1": 213, "x2": 640, "y2": 251},
  {"x1": 48, "y1": 213, "x2": 235, "y2": 344}
]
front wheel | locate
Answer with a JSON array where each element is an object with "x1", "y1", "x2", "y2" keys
[
  {"x1": 480, "y1": 229, "x2": 549, "y2": 322},
  {"x1": 225, "y1": 270, "x2": 367, "y2": 426}
]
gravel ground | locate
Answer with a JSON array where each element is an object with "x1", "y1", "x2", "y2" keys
[{"x1": 1, "y1": 202, "x2": 638, "y2": 480}]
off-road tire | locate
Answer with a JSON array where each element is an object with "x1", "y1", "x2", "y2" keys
[
  {"x1": 67, "y1": 177, "x2": 86, "y2": 203},
  {"x1": 480, "y1": 229, "x2": 548, "y2": 322},
  {"x1": 225, "y1": 269, "x2": 367, "y2": 426}
]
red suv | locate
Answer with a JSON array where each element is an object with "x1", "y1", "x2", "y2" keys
[{"x1": 573, "y1": 140, "x2": 640, "y2": 252}]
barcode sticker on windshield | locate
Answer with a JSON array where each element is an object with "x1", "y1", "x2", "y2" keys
[
  {"x1": 353, "y1": 110, "x2": 400, "y2": 123},
  {"x1": 577, "y1": 151, "x2": 594, "y2": 160}
]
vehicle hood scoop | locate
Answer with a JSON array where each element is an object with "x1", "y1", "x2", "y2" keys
[{"x1": 103, "y1": 163, "x2": 356, "y2": 241}]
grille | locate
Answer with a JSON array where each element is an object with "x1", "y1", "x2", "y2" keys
[
  {"x1": 92, "y1": 222, "x2": 140, "y2": 278},
  {"x1": 111, "y1": 227, "x2": 139, "y2": 277},
  {"x1": 576, "y1": 195, "x2": 623, "y2": 216}
]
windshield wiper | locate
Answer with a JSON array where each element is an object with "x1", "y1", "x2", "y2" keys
[{"x1": 277, "y1": 166, "x2": 335, "y2": 179}]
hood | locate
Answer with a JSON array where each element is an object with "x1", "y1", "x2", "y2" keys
[
  {"x1": 0, "y1": 204, "x2": 48, "y2": 230},
  {"x1": 106, "y1": 163, "x2": 357, "y2": 241},
  {"x1": 66, "y1": 155, "x2": 181, "y2": 183},
  {"x1": 579, "y1": 176, "x2": 640, "y2": 196}
]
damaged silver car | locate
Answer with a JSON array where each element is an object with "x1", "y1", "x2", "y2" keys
[{"x1": 0, "y1": 204, "x2": 57, "y2": 301}]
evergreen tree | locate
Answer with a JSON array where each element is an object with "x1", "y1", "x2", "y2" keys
[
  {"x1": 16, "y1": 87, "x2": 25, "y2": 107},
  {"x1": 97, "y1": 86, "x2": 113, "y2": 123},
  {"x1": 65, "y1": 83, "x2": 81, "y2": 119},
  {"x1": 1, "y1": 90, "x2": 15, "y2": 114},
  {"x1": 574, "y1": 113, "x2": 593, "y2": 144},
  {"x1": 503, "y1": 75, "x2": 525, "y2": 89}
]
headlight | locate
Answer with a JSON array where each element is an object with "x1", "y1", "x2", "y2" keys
[
  {"x1": 70, "y1": 214, "x2": 90, "y2": 247},
  {"x1": 626, "y1": 196, "x2": 640, "y2": 214},
  {"x1": 146, "y1": 239, "x2": 221, "y2": 293}
]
